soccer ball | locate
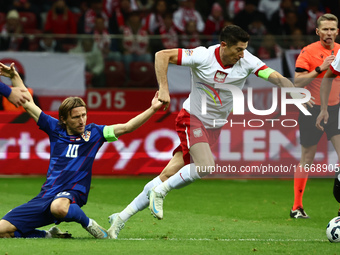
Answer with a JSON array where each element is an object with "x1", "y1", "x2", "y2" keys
[{"x1": 326, "y1": 217, "x2": 340, "y2": 242}]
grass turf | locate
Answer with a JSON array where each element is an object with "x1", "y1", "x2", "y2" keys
[{"x1": 0, "y1": 177, "x2": 339, "y2": 254}]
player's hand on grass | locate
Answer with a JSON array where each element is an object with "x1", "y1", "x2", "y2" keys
[
  {"x1": 151, "y1": 91, "x2": 164, "y2": 111},
  {"x1": 158, "y1": 88, "x2": 170, "y2": 111},
  {"x1": 316, "y1": 110, "x2": 328, "y2": 131},
  {"x1": 8, "y1": 87, "x2": 30, "y2": 107},
  {"x1": 0, "y1": 62, "x2": 17, "y2": 79}
]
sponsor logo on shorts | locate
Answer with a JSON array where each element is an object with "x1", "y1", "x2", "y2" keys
[{"x1": 193, "y1": 128, "x2": 203, "y2": 138}]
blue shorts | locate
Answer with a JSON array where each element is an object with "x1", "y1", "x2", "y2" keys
[{"x1": 2, "y1": 190, "x2": 84, "y2": 234}]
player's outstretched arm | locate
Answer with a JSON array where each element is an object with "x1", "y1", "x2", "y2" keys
[
  {"x1": 155, "y1": 48, "x2": 179, "y2": 111},
  {"x1": 0, "y1": 62, "x2": 42, "y2": 122},
  {"x1": 268, "y1": 70, "x2": 315, "y2": 107},
  {"x1": 316, "y1": 68, "x2": 337, "y2": 131},
  {"x1": 268, "y1": 71, "x2": 294, "y2": 88},
  {"x1": 110, "y1": 91, "x2": 163, "y2": 138}
]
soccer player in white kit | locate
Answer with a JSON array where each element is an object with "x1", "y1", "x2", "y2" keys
[
  {"x1": 107, "y1": 25, "x2": 309, "y2": 239},
  {"x1": 316, "y1": 49, "x2": 340, "y2": 215}
]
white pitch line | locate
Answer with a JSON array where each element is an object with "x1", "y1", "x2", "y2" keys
[{"x1": 118, "y1": 238, "x2": 327, "y2": 242}]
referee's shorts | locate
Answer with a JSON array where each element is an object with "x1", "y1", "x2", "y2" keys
[{"x1": 299, "y1": 104, "x2": 340, "y2": 147}]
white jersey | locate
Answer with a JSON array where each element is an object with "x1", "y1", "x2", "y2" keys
[
  {"x1": 330, "y1": 52, "x2": 340, "y2": 75},
  {"x1": 178, "y1": 44, "x2": 267, "y2": 129}
]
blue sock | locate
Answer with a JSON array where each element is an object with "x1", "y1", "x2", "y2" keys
[
  {"x1": 14, "y1": 229, "x2": 46, "y2": 238},
  {"x1": 63, "y1": 204, "x2": 90, "y2": 228}
]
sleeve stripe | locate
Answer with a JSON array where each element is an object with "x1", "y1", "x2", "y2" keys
[
  {"x1": 330, "y1": 65, "x2": 340, "y2": 76},
  {"x1": 177, "y1": 49, "x2": 182, "y2": 65},
  {"x1": 254, "y1": 65, "x2": 268, "y2": 76}
]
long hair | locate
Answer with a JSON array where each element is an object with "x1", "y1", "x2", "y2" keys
[{"x1": 58, "y1": 97, "x2": 87, "y2": 128}]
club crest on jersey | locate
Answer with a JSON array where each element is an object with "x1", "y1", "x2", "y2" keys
[
  {"x1": 81, "y1": 130, "x2": 91, "y2": 142},
  {"x1": 214, "y1": 71, "x2": 227, "y2": 83},
  {"x1": 184, "y1": 49, "x2": 193, "y2": 56},
  {"x1": 193, "y1": 128, "x2": 203, "y2": 138}
]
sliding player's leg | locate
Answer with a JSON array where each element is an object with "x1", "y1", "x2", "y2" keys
[
  {"x1": 50, "y1": 191, "x2": 107, "y2": 239},
  {"x1": 107, "y1": 152, "x2": 185, "y2": 239},
  {"x1": 0, "y1": 196, "x2": 71, "y2": 238}
]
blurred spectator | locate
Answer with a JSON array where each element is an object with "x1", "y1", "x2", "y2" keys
[
  {"x1": 11, "y1": 0, "x2": 42, "y2": 28},
  {"x1": 136, "y1": 0, "x2": 154, "y2": 11},
  {"x1": 203, "y1": 3, "x2": 224, "y2": 38},
  {"x1": 180, "y1": 19, "x2": 201, "y2": 49},
  {"x1": 227, "y1": 0, "x2": 245, "y2": 20},
  {"x1": 156, "y1": 12, "x2": 178, "y2": 50},
  {"x1": 247, "y1": 13, "x2": 267, "y2": 36},
  {"x1": 0, "y1": 9, "x2": 29, "y2": 51},
  {"x1": 289, "y1": 28, "x2": 307, "y2": 49},
  {"x1": 44, "y1": 0, "x2": 77, "y2": 35},
  {"x1": 122, "y1": 11, "x2": 152, "y2": 76},
  {"x1": 299, "y1": 0, "x2": 324, "y2": 35},
  {"x1": 37, "y1": 32, "x2": 63, "y2": 52},
  {"x1": 256, "y1": 33, "x2": 282, "y2": 59},
  {"x1": 268, "y1": 0, "x2": 299, "y2": 35},
  {"x1": 194, "y1": 0, "x2": 226, "y2": 22},
  {"x1": 103, "y1": 0, "x2": 120, "y2": 17},
  {"x1": 258, "y1": 0, "x2": 281, "y2": 21},
  {"x1": 142, "y1": 0, "x2": 167, "y2": 35},
  {"x1": 233, "y1": 0, "x2": 267, "y2": 34},
  {"x1": 69, "y1": 37, "x2": 105, "y2": 87},
  {"x1": 37, "y1": 31, "x2": 63, "y2": 52},
  {"x1": 104, "y1": 0, "x2": 138, "y2": 19},
  {"x1": 65, "y1": 0, "x2": 83, "y2": 13},
  {"x1": 282, "y1": 10, "x2": 301, "y2": 35},
  {"x1": 93, "y1": 14, "x2": 121, "y2": 60},
  {"x1": 78, "y1": 0, "x2": 109, "y2": 34},
  {"x1": 109, "y1": 0, "x2": 132, "y2": 34},
  {"x1": 173, "y1": 0, "x2": 205, "y2": 34}
]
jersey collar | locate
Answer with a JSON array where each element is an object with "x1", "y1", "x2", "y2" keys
[{"x1": 215, "y1": 46, "x2": 234, "y2": 69}]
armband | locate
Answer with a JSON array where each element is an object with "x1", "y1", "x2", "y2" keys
[
  {"x1": 257, "y1": 68, "x2": 276, "y2": 81},
  {"x1": 103, "y1": 125, "x2": 118, "y2": 142}
]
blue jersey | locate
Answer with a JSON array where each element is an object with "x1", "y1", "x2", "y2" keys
[{"x1": 36, "y1": 112, "x2": 107, "y2": 204}]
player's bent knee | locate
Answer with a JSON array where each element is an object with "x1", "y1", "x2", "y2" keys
[
  {"x1": 0, "y1": 220, "x2": 16, "y2": 238},
  {"x1": 50, "y1": 199, "x2": 69, "y2": 218}
]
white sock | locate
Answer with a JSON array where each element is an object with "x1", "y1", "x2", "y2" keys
[
  {"x1": 119, "y1": 204, "x2": 138, "y2": 222},
  {"x1": 119, "y1": 176, "x2": 162, "y2": 222},
  {"x1": 45, "y1": 230, "x2": 52, "y2": 238},
  {"x1": 155, "y1": 164, "x2": 199, "y2": 196},
  {"x1": 87, "y1": 218, "x2": 93, "y2": 228}
]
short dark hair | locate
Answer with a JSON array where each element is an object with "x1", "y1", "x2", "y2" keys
[
  {"x1": 220, "y1": 25, "x2": 250, "y2": 47},
  {"x1": 59, "y1": 97, "x2": 87, "y2": 128},
  {"x1": 317, "y1": 13, "x2": 338, "y2": 27}
]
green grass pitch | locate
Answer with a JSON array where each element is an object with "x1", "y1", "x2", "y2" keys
[{"x1": 0, "y1": 177, "x2": 339, "y2": 254}]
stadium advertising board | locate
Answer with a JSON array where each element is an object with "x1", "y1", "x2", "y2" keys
[{"x1": 0, "y1": 111, "x2": 335, "y2": 177}]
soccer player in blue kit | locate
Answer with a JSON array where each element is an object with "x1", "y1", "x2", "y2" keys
[{"x1": 0, "y1": 62, "x2": 163, "y2": 238}]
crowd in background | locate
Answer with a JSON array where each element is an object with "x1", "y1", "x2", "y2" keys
[{"x1": 0, "y1": 0, "x2": 338, "y2": 88}]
